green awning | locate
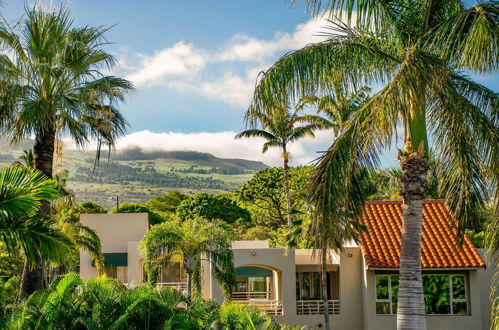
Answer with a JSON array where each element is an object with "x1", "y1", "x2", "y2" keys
[
  {"x1": 103, "y1": 253, "x2": 128, "y2": 267},
  {"x1": 235, "y1": 266, "x2": 273, "y2": 277}
]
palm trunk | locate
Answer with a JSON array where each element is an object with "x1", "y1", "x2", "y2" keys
[
  {"x1": 396, "y1": 151, "x2": 429, "y2": 330},
  {"x1": 282, "y1": 144, "x2": 292, "y2": 226},
  {"x1": 321, "y1": 247, "x2": 331, "y2": 330},
  {"x1": 16, "y1": 259, "x2": 29, "y2": 303},
  {"x1": 21, "y1": 124, "x2": 56, "y2": 295},
  {"x1": 186, "y1": 271, "x2": 192, "y2": 299}
]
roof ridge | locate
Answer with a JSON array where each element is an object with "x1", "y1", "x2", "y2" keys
[{"x1": 365, "y1": 199, "x2": 446, "y2": 205}]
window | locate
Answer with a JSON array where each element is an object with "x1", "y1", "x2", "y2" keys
[
  {"x1": 375, "y1": 275, "x2": 399, "y2": 314},
  {"x1": 375, "y1": 274, "x2": 467, "y2": 315},
  {"x1": 105, "y1": 266, "x2": 128, "y2": 283},
  {"x1": 234, "y1": 277, "x2": 270, "y2": 299},
  {"x1": 296, "y1": 272, "x2": 338, "y2": 300}
]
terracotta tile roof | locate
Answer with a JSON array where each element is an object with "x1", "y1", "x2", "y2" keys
[{"x1": 358, "y1": 199, "x2": 485, "y2": 269}]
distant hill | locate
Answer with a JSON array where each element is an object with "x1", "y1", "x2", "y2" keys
[{"x1": 0, "y1": 142, "x2": 268, "y2": 208}]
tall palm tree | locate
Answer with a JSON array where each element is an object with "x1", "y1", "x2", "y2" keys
[
  {"x1": 140, "y1": 217, "x2": 235, "y2": 298},
  {"x1": 247, "y1": 1, "x2": 498, "y2": 329},
  {"x1": 0, "y1": 165, "x2": 71, "y2": 300},
  {"x1": 236, "y1": 107, "x2": 330, "y2": 226},
  {"x1": 294, "y1": 85, "x2": 371, "y2": 329},
  {"x1": 0, "y1": 6, "x2": 134, "y2": 292}
]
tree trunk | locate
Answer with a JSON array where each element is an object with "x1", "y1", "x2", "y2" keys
[
  {"x1": 16, "y1": 259, "x2": 29, "y2": 303},
  {"x1": 396, "y1": 151, "x2": 429, "y2": 330},
  {"x1": 21, "y1": 124, "x2": 56, "y2": 295},
  {"x1": 321, "y1": 247, "x2": 331, "y2": 330},
  {"x1": 282, "y1": 144, "x2": 292, "y2": 226},
  {"x1": 186, "y1": 271, "x2": 192, "y2": 299}
]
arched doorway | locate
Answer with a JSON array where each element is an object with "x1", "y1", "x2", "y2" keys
[{"x1": 232, "y1": 265, "x2": 283, "y2": 315}]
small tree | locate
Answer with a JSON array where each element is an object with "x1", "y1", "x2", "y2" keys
[
  {"x1": 236, "y1": 166, "x2": 312, "y2": 228},
  {"x1": 140, "y1": 217, "x2": 235, "y2": 298}
]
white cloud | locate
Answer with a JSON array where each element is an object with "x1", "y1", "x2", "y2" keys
[
  {"x1": 72, "y1": 129, "x2": 333, "y2": 167},
  {"x1": 170, "y1": 66, "x2": 262, "y2": 108},
  {"x1": 125, "y1": 42, "x2": 206, "y2": 87},
  {"x1": 216, "y1": 17, "x2": 329, "y2": 63},
  {"x1": 119, "y1": 15, "x2": 331, "y2": 107}
]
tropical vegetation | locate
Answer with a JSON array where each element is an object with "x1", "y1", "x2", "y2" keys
[
  {"x1": 140, "y1": 217, "x2": 235, "y2": 298},
  {"x1": 246, "y1": 1, "x2": 498, "y2": 328},
  {"x1": 0, "y1": 5, "x2": 134, "y2": 293},
  {"x1": 236, "y1": 105, "x2": 329, "y2": 225},
  {"x1": 3, "y1": 273, "x2": 293, "y2": 329}
]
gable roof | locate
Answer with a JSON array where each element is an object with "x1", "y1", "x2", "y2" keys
[{"x1": 358, "y1": 200, "x2": 485, "y2": 269}]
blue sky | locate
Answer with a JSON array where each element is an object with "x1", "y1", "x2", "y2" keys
[{"x1": 2, "y1": 1, "x2": 498, "y2": 166}]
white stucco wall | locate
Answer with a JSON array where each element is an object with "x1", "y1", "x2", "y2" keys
[{"x1": 79, "y1": 213, "x2": 148, "y2": 281}]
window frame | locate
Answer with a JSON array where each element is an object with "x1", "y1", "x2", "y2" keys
[
  {"x1": 448, "y1": 275, "x2": 468, "y2": 315},
  {"x1": 374, "y1": 273, "x2": 469, "y2": 316},
  {"x1": 375, "y1": 275, "x2": 397, "y2": 315}
]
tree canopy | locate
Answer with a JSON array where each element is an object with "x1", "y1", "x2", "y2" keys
[
  {"x1": 176, "y1": 193, "x2": 251, "y2": 224},
  {"x1": 145, "y1": 191, "x2": 188, "y2": 213},
  {"x1": 110, "y1": 202, "x2": 164, "y2": 226}
]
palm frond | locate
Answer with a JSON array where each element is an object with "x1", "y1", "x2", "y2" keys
[{"x1": 429, "y1": 1, "x2": 499, "y2": 73}]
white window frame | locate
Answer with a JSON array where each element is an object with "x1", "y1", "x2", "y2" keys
[
  {"x1": 449, "y1": 275, "x2": 468, "y2": 315},
  {"x1": 375, "y1": 275, "x2": 397, "y2": 315},
  {"x1": 375, "y1": 274, "x2": 469, "y2": 315}
]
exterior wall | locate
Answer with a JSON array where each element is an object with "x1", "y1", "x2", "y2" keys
[
  {"x1": 478, "y1": 249, "x2": 496, "y2": 330},
  {"x1": 273, "y1": 247, "x2": 363, "y2": 329},
  {"x1": 80, "y1": 213, "x2": 148, "y2": 282},
  {"x1": 361, "y1": 247, "x2": 488, "y2": 330},
  {"x1": 127, "y1": 242, "x2": 144, "y2": 285},
  {"x1": 207, "y1": 244, "x2": 365, "y2": 329}
]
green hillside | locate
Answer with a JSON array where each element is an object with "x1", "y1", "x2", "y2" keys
[{"x1": 0, "y1": 142, "x2": 268, "y2": 208}]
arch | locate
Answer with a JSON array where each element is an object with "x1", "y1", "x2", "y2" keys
[
  {"x1": 235, "y1": 264, "x2": 282, "y2": 273},
  {"x1": 234, "y1": 264, "x2": 283, "y2": 302}
]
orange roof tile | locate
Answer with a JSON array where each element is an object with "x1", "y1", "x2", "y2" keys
[{"x1": 358, "y1": 200, "x2": 485, "y2": 269}]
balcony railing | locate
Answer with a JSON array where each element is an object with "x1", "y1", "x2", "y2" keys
[
  {"x1": 231, "y1": 292, "x2": 282, "y2": 315},
  {"x1": 296, "y1": 300, "x2": 340, "y2": 315},
  {"x1": 156, "y1": 282, "x2": 187, "y2": 292},
  {"x1": 232, "y1": 291, "x2": 272, "y2": 300},
  {"x1": 233, "y1": 299, "x2": 283, "y2": 315}
]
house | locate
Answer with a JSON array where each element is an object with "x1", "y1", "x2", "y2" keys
[{"x1": 80, "y1": 200, "x2": 495, "y2": 329}]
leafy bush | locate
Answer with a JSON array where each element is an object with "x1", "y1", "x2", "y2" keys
[
  {"x1": 4, "y1": 273, "x2": 287, "y2": 329},
  {"x1": 79, "y1": 202, "x2": 107, "y2": 214}
]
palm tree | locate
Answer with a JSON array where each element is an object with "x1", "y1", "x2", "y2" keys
[
  {"x1": 296, "y1": 85, "x2": 370, "y2": 329},
  {"x1": 0, "y1": 5, "x2": 134, "y2": 292},
  {"x1": 140, "y1": 217, "x2": 235, "y2": 298},
  {"x1": 236, "y1": 107, "x2": 330, "y2": 226},
  {"x1": 247, "y1": 1, "x2": 498, "y2": 329},
  {"x1": 298, "y1": 85, "x2": 371, "y2": 132},
  {"x1": 0, "y1": 165, "x2": 71, "y2": 300}
]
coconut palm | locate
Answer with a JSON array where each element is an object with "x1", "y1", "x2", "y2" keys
[
  {"x1": 247, "y1": 1, "x2": 498, "y2": 329},
  {"x1": 140, "y1": 217, "x2": 235, "y2": 298},
  {"x1": 0, "y1": 5, "x2": 134, "y2": 292},
  {"x1": 236, "y1": 107, "x2": 330, "y2": 226}
]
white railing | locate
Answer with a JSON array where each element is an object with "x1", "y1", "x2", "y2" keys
[
  {"x1": 232, "y1": 291, "x2": 273, "y2": 300},
  {"x1": 233, "y1": 299, "x2": 283, "y2": 315},
  {"x1": 156, "y1": 282, "x2": 187, "y2": 292},
  {"x1": 296, "y1": 300, "x2": 340, "y2": 315}
]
